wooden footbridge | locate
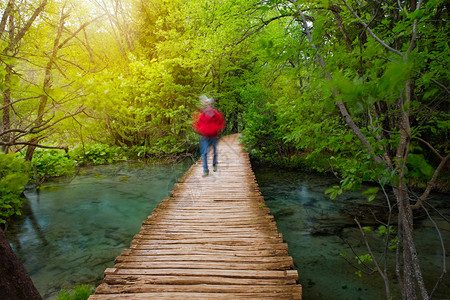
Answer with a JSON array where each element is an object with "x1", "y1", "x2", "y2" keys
[{"x1": 89, "y1": 134, "x2": 302, "y2": 299}]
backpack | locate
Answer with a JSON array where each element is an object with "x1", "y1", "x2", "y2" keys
[{"x1": 194, "y1": 108, "x2": 225, "y2": 137}]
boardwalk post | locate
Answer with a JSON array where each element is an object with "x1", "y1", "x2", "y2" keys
[{"x1": 89, "y1": 134, "x2": 302, "y2": 299}]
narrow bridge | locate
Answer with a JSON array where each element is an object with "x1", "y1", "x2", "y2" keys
[{"x1": 89, "y1": 134, "x2": 302, "y2": 299}]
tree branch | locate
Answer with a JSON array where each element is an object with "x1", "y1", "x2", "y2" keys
[
  {"x1": 13, "y1": 0, "x2": 48, "y2": 45},
  {"x1": 0, "y1": 106, "x2": 85, "y2": 139},
  {"x1": 421, "y1": 205, "x2": 446, "y2": 299},
  {"x1": 341, "y1": 238, "x2": 377, "y2": 274},
  {"x1": 0, "y1": 0, "x2": 13, "y2": 40},
  {"x1": 412, "y1": 153, "x2": 450, "y2": 209},
  {"x1": 406, "y1": 0, "x2": 424, "y2": 55},
  {"x1": 0, "y1": 141, "x2": 68, "y2": 152},
  {"x1": 233, "y1": 15, "x2": 288, "y2": 47},
  {"x1": 0, "y1": 96, "x2": 41, "y2": 111},
  {"x1": 58, "y1": 15, "x2": 105, "y2": 50},
  {"x1": 413, "y1": 136, "x2": 443, "y2": 160},
  {"x1": 354, "y1": 217, "x2": 391, "y2": 298},
  {"x1": 341, "y1": 0, "x2": 403, "y2": 57}
]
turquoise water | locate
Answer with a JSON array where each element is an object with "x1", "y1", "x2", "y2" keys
[
  {"x1": 6, "y1": 162, "x2": 192, "y2": 298},
  {"x1": 253, "y1": 165, "x2": 450, "y2": 300},
  {"x1": 5, "y1": 162, "x2": 450, "y2": 299}
]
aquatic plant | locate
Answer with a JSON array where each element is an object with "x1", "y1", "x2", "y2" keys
[{"x1": 57, "y1": 284, "x2": 94, "y2": 300}]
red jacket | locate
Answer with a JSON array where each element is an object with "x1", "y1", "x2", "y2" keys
[{"x1": 193, "y1": 108, "x2": 225, "y2": 137}]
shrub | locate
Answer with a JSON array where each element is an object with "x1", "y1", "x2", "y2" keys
[
  {"x1": 32, "y1": 149, "x2": 76, "y2": 179},
  {"x1": 70, "y1": 144, "x2": 124, "y2": 165},
  {"x1": 0, "y1": 153, "x2": 29, "y2": 223}
]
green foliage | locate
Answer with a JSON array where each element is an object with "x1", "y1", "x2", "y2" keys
[
  {"x1": 377, "y1": 225, "x2": 395, "y2": 236},
  {"x1": 324, "y1": 186, "x2": 342, "y2": 200},
  {"x1": 70, "y1": 144, "x2": 124, "y2": 165},
  {"x1": 362, "y1": 226, "x2": 372, "y2": 232},
  {"x1": 0, "y1": 153, "x2": 29, "y2": 223},
  {"x1": 125, "y1": 145, "x2": 159, "y2": 160},
  {"x1": 32, "y1": 149, "x2": 76, "y2": 179},
  {"x1": 84, "y1": 54, "x2": 199, "y2": 153},
  {"x1": 241, "y1": 92, "x2": 288, "y2": 163},
  {"x1": 362, "y1": 187, "x2": 379, "y2": 202},
  {"x1": 355, "y1": 253, "x2": 373, "y2": 265},
  {"x1": 69, "y1": 142, "x2": 191, "y2": 166},
  {"x1": 57, "y1": 285, "x2": 93, "y2": 300},
  {"x1": 406, "y1": 153, "x2": 434, "y2": 185},
  {"x1": 324, "y1": 150, "x2": 390, "y2": 200},
  {"x1": 377, "y1": 225, "x2": 398, "y2": 251}
]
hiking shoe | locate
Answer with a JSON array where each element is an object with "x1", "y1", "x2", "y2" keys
[
  {"x1": 213, "y1": 166, "x2": 217, "y2": 172},
  {"x1": 202, "y1": 170, "x2": 209, "y2": 177}
]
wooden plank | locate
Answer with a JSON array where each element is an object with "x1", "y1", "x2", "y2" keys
[
  {"x1": 113, "y1": 261, "x2": 293, "y2": 270},
  {"x1": 130, "y1": 236, "x2": 283, "y2": 245},
  {"x1": 90, "y1": 292, "x2": 300, "y2": 299},
  {"x1": 139, "y1": 226, "x2": 279, "y2": 233},
  {"x1": 102, "y1": 274, "x2": 297, "y2": 285},
  {"x1": 152, "y1": 209, "x2": 270, "y2": 215},
  {"x1": 150, "y1": 215, "x2": 272, "y2": 221},
  {"x1": 120, "y1": 248, "x2": 289, "y2": 257},
  {"x1": 103, "y1": 268, "x2": 298, "y2": 280},
  {"x1": 114, "y1": 255, "x2": 294, "y2": 265},
  {"x1": 95, "y1": 283, "x2": 301, "y2": 295},
  {"x1": 156, "y1": 204, "x2": 271, "y2": 212},
  {"x1": 129, "y1": 243, "x2": 289, "y2": 251},
  {"x1": 135, "y1": 232, "x2": 279, "y2": 239},
  {"x1": 142, "y1": 220, "x2": 279, "y2": 228},
  {"x1": 142, "y1": 219, "x2": 276, "y2": 225}
]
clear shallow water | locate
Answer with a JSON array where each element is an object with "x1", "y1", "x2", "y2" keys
[
  {"x1": 253, "y1": 166, "x2": 450, "y2": 300},
  {"x1": 6, "y1": 161, "x2": 192, "y2": 299},
  {"x1": 5, "y1": 162, "x2": 450, "y2": 299}
]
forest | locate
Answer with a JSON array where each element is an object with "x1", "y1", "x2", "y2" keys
[{"x1": 0, "y1": 0, "x2": 448, "y2": 299}]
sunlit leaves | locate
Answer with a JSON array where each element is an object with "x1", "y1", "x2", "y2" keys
[{"x1": 0, "y1": 153, "x2": 29, "y2": 223}]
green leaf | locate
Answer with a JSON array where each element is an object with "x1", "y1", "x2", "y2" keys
[
  {"x1": 362, "y1": 226, "x2": 372, "y2": 232},
  {"x1": 325, "y1": 186, "x2": 341, "y2": 200},
  {"x1": 362, "y1": 187, "x2": 379, "y2": 202}
]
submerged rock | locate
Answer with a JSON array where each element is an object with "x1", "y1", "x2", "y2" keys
[{"x1": 273, "y1": 208, "x2": 296, "y2": 219}]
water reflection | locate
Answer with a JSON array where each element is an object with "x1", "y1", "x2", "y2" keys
[
  {"x1": 253, "y1": 165, "x2": 450, "y2": 300},
  {"x1": 6, "y1": 162, "x2": 192, "y2": 299}
]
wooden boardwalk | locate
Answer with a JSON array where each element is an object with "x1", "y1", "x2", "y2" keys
[{"x1": 89, "y1": 134, "x2": 302, "y2": 299}]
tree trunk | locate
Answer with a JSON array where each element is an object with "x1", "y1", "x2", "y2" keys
[
  {"x1": 394, "y1": 80, "x2": 429, "y2": 300},
  {"x1": 1, "y1": 64, "x2": 12, "y2": 153},
  {"x1": 25, "y1": 4, "x2": 64, "y2": 161},
  {"x1": 0, "y1": 228, "x2": 42, "y2": 300}
]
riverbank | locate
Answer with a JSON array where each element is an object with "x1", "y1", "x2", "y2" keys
[{"x1": 250, "y1": 152, "x2": 450, "y2": 194}]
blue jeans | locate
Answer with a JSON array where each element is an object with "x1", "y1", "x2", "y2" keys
[{"x1": 200, "y1": 136, "x2": 218, "y2": 172}]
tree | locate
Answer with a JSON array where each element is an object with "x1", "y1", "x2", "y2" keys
[
  {"x1": 23, "y1": 0, "x2": 103, "y2": 160},
  {"x1": 246, "y1": 0, "x2": 449, "y2": 298},
  {"x1": 0, "y1": 0, "x2": 48, "y2": 153},
  {"x1": 0, "y1": 0, "x2": 107, "y2": 159},
  {"x1": 0, "y1": 227, "x2": 42, "y2": 299}
]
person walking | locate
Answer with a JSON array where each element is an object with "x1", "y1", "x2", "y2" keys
[{"x1": 193, "y1": 95, "x2": 225, "y2": 177}]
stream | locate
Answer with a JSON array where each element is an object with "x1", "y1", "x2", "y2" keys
[{"x1": 5, "y1": 161, "x2": 450, "y2": 299}]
